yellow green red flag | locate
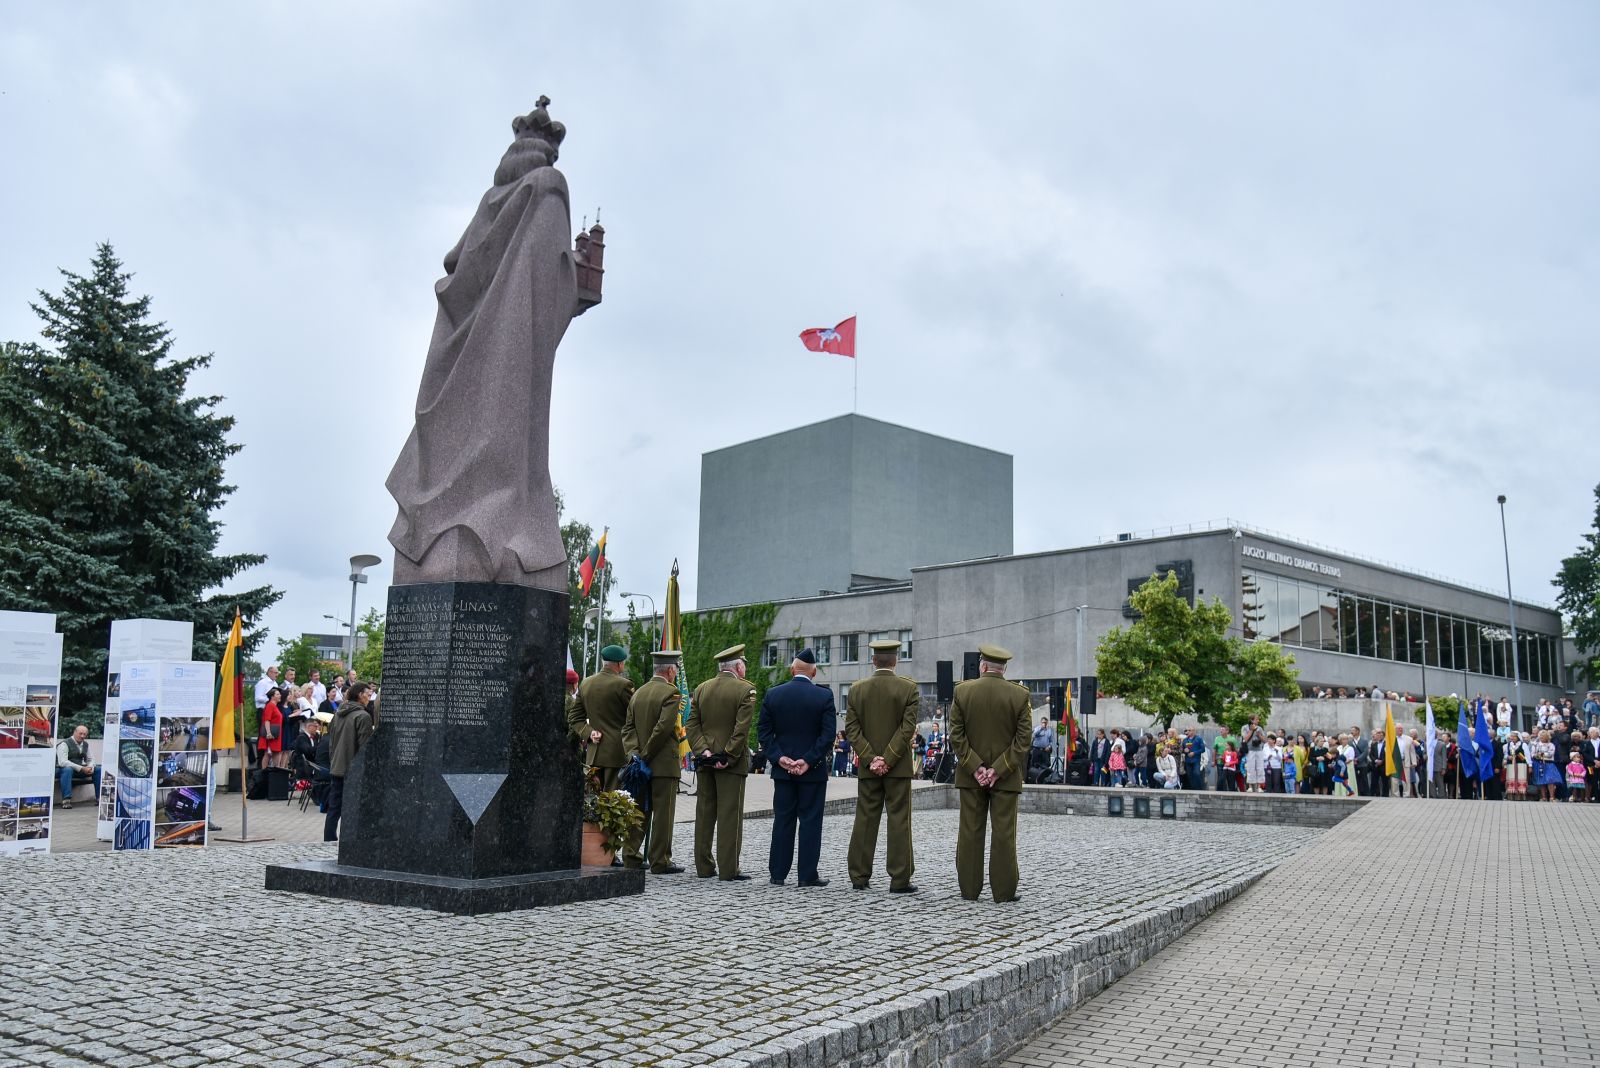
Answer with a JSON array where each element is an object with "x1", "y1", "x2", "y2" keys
[
  {"x1": 213, "y1": 609, "x2": 243, "y2": 751},
  {"x1": 1383, "y1": 702, "x2": 1398, "y2": 777}
]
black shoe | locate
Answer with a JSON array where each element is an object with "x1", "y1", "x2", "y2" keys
[
  {"x1": 890, "y1": 884, "x2": 918, "y2": 894},
  {"x1": 207, "y1": 822, "x2": 223, "y2": 831},
  {"x1": 697, "y1": 871, "x2": 718, "y2": 879},
  {"x1": 722, "y1": 873, "x2": 752, "y2": 882},
  {"x1": 610, "y1": 858, "x2": 623, "y2": 868},
  {"x1": 769, "y1": 877, "x2": 786, "y2": 885},
  {"x1": 652, "y1": 865, "x2": 685, "y2": 875},
  {"x1": 851, "y1": 882, "x2": 870, "y2": 890},
  {"x1": 798, "y1": 878, "x2": 830, "y2": 888},
  {"x1": 994, "y1": 895, "x2": 1022, "y2": 903}
]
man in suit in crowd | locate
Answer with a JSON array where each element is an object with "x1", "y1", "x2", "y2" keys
[
  {"x1": 1349, "y1": 726, "x2": 1369, "y2": 796},
  {"x1": 949, "y1": 644, "x2": 1031, "y2": 903},
  {"x1": 845, "y1": 637, "x2": 921, "y2": 893},
  {"x1": 1181, "y1": 728, "x2": 1205, "y2": 790},
  {"x1": 621, "y1": 649, "x2": 687, "y2": 874},
  {"x1": 1088, "y1": 729, "x2": 1110, "y2": 787},
  {"x1": 1368, "y1": 728, "x2": 1388, "y2": 797},
  {"x1": 757, "y1": 648, "x2": 836, "y2": 887},
  {"x1": 566, "y1": 645, "x2": 634, "y2": 791},
  {"x1": 687, "y1": 644, "x2": 757, "y2": 881},
  {"x1": 1584, "y1": 727, "x2": 1600, "y2": 802}
]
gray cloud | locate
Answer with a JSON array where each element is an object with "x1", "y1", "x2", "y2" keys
[{"x1": 1, "y1": 1, "x2": 1595, "y2": 653}]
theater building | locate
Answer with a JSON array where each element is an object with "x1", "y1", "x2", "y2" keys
[{"x1": 695, "y1": 423, "x2": 1565, "y2": 721}]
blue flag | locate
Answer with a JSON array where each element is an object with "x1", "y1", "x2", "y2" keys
[
  {"x1": 1457, "y1": 703, "x2": 1477, "y2": 781},
  {"x1": 1475, "y1": 705, "x2": 1494, "y2": 781}
]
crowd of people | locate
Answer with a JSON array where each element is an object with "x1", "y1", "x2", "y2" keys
[
  {"x1": 1073, "y1": 695, "x2": 1600, "y2": 803},
  {"x1": 252, "y1": 664, "x2": 377, "y2": 840}
]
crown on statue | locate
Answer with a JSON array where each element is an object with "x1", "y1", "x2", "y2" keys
[{"x1": 511, "y1": 95, "x2": 566, "y2": 156}]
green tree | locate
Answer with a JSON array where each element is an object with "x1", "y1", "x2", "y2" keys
[
  {"x1": 1412, "y1": 694, "x2": 1465, "y2": 726},
  {"x1": 1554, "y1": 483, "x2": 1600, "y2": 688},
  {"x1": 352, "y1": 608, "x2": 385, "y2": 684},
  {"x1": 0, "y1": 245, "x2": 278, "y2": 730},
  {"x1": 681, "y1": 603, "x2": 780, "y2": 747},
  {"x1": 275, "y1": 633, "x2": 341, "y2": 686},
  {"x1": 1096, "y1": 571, "x2": 1300, "y2": 732}
]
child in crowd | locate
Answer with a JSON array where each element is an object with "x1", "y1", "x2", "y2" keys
[
  {"x1": 1566, "y1": 751, "x2": 1587, "y2": 802},
  {"x1": 1283, "y1": 747, "x2": 1298, "y2": 795}
]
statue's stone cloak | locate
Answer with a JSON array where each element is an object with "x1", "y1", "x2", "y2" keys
[{"x1": 386, "y1": 158, "x2": 576, "y2": 590}]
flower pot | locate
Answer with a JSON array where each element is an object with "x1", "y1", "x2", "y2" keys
[{"x1": 580, "y1": 821, "x2": 614, "y2": 867}]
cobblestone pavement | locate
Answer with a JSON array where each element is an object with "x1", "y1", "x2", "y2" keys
[
  {"x1": 48, "y1": 774, "x2": 927, "y2": 853},
  {"x1": 2, "y1": 811, "x2": 1304, "y2": 1067},
  {"x1": 1001, "y1": 798, "x2": 1600, "y2": 1068}
]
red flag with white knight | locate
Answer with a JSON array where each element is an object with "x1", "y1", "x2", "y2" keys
[{"x1": 799, "y1": 315, "x2": 856, "y2": 358}]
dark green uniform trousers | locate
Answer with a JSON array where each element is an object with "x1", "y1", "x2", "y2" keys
[
  {"x1": 623, "y1": 778, "x2": 679, "y2": 872},
  {"x1": 956, "y1": 787, "x2": 1020, "y2": 902},
  {"x1": 591, "y1": 765, "x2": 622, "y2": 792},
  {"x1": 847, "y1": 775, "x2": 914, "y2": 888},
  {"x1": 694, "y1": 769, "x2": 745, "y2": 878}
]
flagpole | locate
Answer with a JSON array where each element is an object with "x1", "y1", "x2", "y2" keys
[{"x1": 853, "y1": 355, "x2": 858, "y2": 413}]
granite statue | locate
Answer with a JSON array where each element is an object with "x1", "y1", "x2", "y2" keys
[{"x1": 386, "y1": 96, "x2": 605, "y2": 590}]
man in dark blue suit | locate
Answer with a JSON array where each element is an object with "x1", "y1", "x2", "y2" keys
[{"x1": 758, "y1": 648, "x2": 836, "y2": 887}]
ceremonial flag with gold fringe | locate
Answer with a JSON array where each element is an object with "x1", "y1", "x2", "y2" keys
[
  {"x1": 212, "y1": 609, "x2": 243, "y2": 751},
  {"x1": 1064, "y1": 680, "x2": 1077, "y2": 759},
  {"x1": 663, "y1": 559, "x2": 691, "y2": 758}
]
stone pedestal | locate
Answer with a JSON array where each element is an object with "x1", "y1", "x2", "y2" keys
[{"x1": 266, "y1": 581, "x2": 641, "y2": 912}]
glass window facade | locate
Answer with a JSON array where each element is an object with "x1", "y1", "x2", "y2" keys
[
  {"x1": 839, "y1": 633, "x2": 860, "y2": 663},
  {"x1": 1239, "y1": 568, "x2": 1558, "y2": 685},
  {"x1": 899, "y1": 629, "x2": 914, "y2": 660},
  {"x1": 811, "y1": 636, "x2": 831, "y2": 665}
]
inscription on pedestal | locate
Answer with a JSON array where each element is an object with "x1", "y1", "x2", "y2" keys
[{"x1": 383, "y1": 594, "x2": 516, "y2": 766}]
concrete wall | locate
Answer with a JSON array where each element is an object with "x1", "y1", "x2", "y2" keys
[
  {"x1": 912, "y1": 530, "x2": 1237, "y2": 684},
  {"x1": 1086, "y1": 696, "x2": 1459, "y2": 739},
  {"x1": 1017, "y1": 783, "x2": 1368, "y2": 828},
  {"x1": 697, "y1": 414, "x2": 1011, "y2": 608}
]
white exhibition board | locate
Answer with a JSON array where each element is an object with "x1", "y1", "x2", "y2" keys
[
  {"x1": 97, "y1": 620, "x2": 194, "y2": 841},
  {"x1": 0, "y1": 611, "x2": 64, "y2": 857},
  {"x1": 107, "y1": 659, "x2": 215, "y2": 850}
]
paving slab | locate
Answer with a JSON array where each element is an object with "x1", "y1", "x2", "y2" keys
[
  {"x1": 999, "y1": 798, "x2": 1600, "y2": 1068},
  {"x1": 2, "y1": 810, "x2": 1304, "y2": 1066}
]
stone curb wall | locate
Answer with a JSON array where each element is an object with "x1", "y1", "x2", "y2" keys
[
  {"x1": 1016, "y1": 784, "x2": 1368, "y2": 828},
  {"x1": 721, "y1": 870, "x2": 1266, "y2": 1068}
]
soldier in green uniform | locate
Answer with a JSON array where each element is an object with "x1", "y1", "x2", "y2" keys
[
  {"x1": 949, "y1": 643, "x2": 1031, "y2": 902},
  {"x1": 686, "y1": 644, "x2": 756, "y2": 880},
  {"x1": 622, "y1": 649, "x2": 686, "y2": 874},
  {"x1": 845, "y1": 637, "x2": 921, "y2": 892},
  {"x1": 565, "y1": 644, "x2": 634, "y2": 791}
]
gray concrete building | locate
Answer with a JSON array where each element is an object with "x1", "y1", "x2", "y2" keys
[
  {"x1": 696, "y1": 414, "x2": 1012, "y2": 608},
  {"x1": 717, "y1": 521, "x2": 1566, "y2": 724}
]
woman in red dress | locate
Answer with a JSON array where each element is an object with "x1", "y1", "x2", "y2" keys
[{"x1": 259, "y1": 687, "x2": 284, "y2": 770}]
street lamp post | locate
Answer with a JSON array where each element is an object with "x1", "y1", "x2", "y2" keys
[
  {"x1": 1496, "y1": 495, "x2": 1524, "y2": 730},
  {"x1": 347, "y1": 554, "x2": 383, "y2": 672},
  {"x1": 619, "y1": 592, "x2": 658, "y2": 649}
]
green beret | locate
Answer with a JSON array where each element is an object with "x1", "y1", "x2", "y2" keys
[{"x1": 600, "y1": 644, "x2": 628, "y2": 663}]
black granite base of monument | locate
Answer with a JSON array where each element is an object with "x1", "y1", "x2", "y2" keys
[
  {"x1": 265, "y1": 581, "x2": 643, "y2": 913},
  {"x1": 265, "y1": 856, "x2": 642, "y2": 914}
]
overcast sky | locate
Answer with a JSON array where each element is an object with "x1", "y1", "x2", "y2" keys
[{"x1": 3, "y1": 2, "x2": 1596, "y2": 652}]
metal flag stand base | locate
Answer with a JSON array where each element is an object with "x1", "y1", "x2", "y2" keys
[{"x1": 213, "y1": 739, "x2": 274, "y2": 843}]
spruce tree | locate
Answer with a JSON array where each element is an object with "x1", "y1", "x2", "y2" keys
[{"x1": 0, "y1": 244, "x2": 279, "y2": 730}]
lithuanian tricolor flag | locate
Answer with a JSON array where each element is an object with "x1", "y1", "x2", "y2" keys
[
  {"x1": 1064, "y1": 680, "x2": 1077, "y2": 758},
  {"x1": 578, "y1": 528, "x2": 608, "y2": 597},
  {"x1": 1383, "y1": 702, "x2": 1398, "y2": 777},
  {"x1": 213, "y1": 609, "x2": 244, "y2": 751}
]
